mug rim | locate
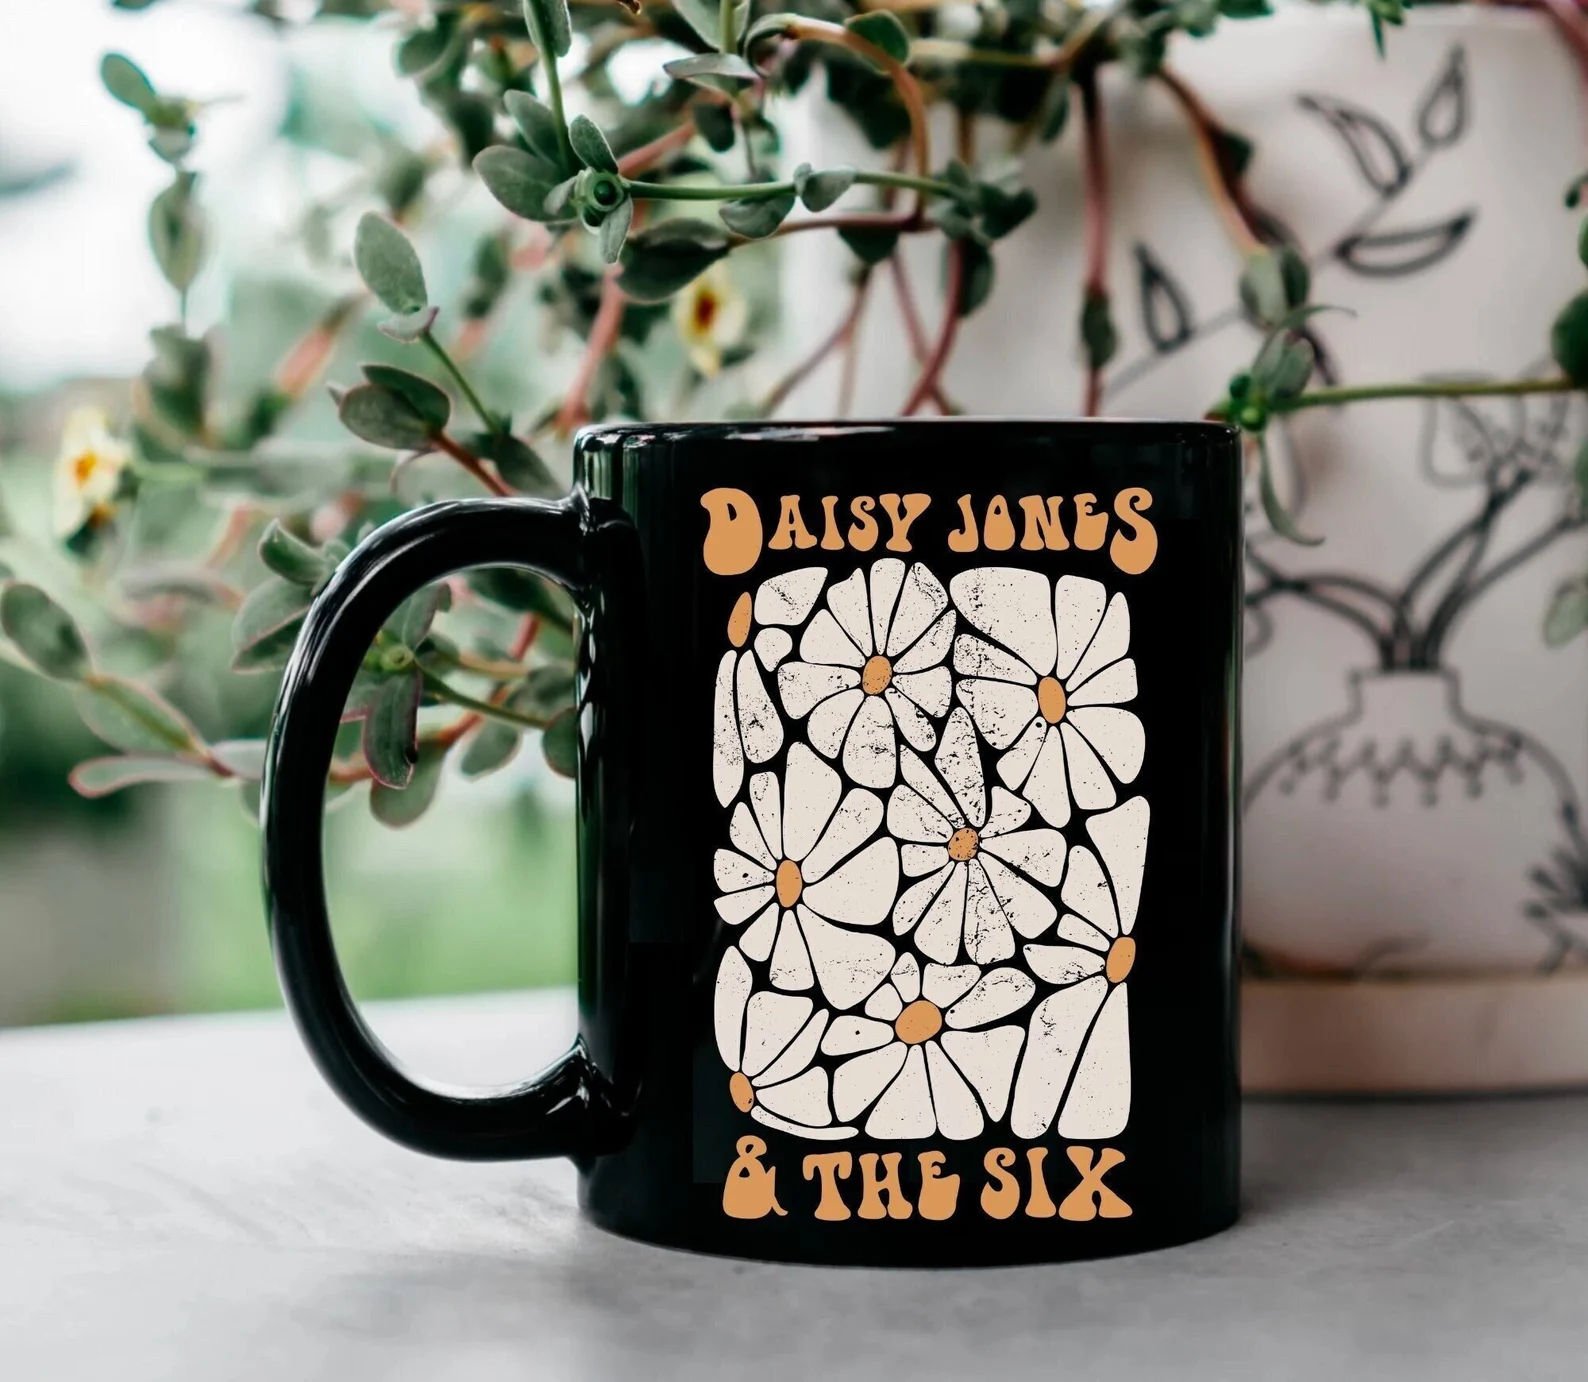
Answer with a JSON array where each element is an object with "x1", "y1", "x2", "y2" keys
[{"x1": 575, "y1": 416, "x2": 1239, "y2": 449}]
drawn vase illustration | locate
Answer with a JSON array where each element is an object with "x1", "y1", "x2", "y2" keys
[{"x1": 780, "y1": 8, "x2": 1588, "y2": 1088}]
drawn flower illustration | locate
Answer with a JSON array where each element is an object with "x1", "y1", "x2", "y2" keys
[
  {"x1": 714, "y1": 947, "x2": 854, "y2": 1140},
  {"x1": 1010, "y1": 796, "x2": 1149, "y2": 1141},
  {"x1": 951, "y1": 569, "x2": 1144, "y2": 827},
  {"x1": 888, "y1": 706, "x2": 1067, "y2": 966},
  {"x1": 823, "y1": 952, "x2": 1033, "y2": 1140},
  {"x1": 776, "y1": 558, "x2": 956, "y2": 789},
  {"x1": 714, "y1": 741, "x2": 899, "y2": 1009},
  {"x1": 712, "y1": 565, "x2": 827, "y2": 807}
]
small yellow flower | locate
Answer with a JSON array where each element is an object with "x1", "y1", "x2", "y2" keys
[
  {"x1": 53, "y1": 406, "x2": 132, "y2": 540},
  {"x1": 672, "y1": 261, "x2": 748, "y2": 377}
]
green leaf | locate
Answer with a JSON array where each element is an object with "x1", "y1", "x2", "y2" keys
[
  {"x1": 148, "y1": 172, "x2": 206, "y2": 293},
  {"x1": 542, "y1": 706, "x2": 578, "y2": 777},
  {"x1": 664, "y1": 53, "x2": 759, "y2": 92},
  {"x1": 363, "y1": 668, "x2": 422, "y2": 789},
  {"x1": 1552, "y1": 291, "x2": 1588, "y2": 387},
  {"x1": 0, "y1": 582, "x2": 91, "y2": 680},
  {"x1": 335, "y1": 382, "x2": 437, "y2": 450},
  {"x1": 469, "y1": 432, "x2": 559, "y2": 496},
  {"x1": 385, "y1": 583, "x2": 448, "y2": 648},
  {"x1": 598, "y1": 195, "x2": 634, "y2": 265},
  {"x1": 503, "y1": 91, "x2": 567, "y2": 168},
  {"x1": 371, "y1": 739, "x2": 446, "y2": 826},
  {"x1": 954, "y1": 240, "x2": 995, "y2": 317},
  {"x1": 395, "y1": 16, "x2": 460, "y2": 77},
  {"x1": 74, "y1": 675, "x2": 202, "y2": 754},
  {"x1": 979, "y1": 187, "x2": 1036, "y2": 241},
  {"x1": 1578, "y1": 215, "x2": 1588, "y2": 271},
  {"x1": 719, "y1": 189, "x2": 796, "y2": 238},
  {"x1": 1239, "y1": 245, "x2": 1310, "y2": 327},
  {"x1": 674, "y1": 0, "x2": 725, "y2": 49},
  {"x1": 793, "y1": 163, "x2": 855, "y2": 213},
  {"x1": 460, "y1": 721, "x2": 522, "y2": 778},
  {"x1": 101, "y1": 53, "x2": 159, "y2": 115},
  {"x1": 617, "y1": 219, "x2": 731, "y2": 303},
  {"x1": 377, "y1": 306, "x2": 440, "y2": 344},
  {"x1": 70, "y1": 755, "x2": 213, "y2": 798},
  {"x1": 568, "y1": 115, "x2": 619, "y2": 175},
  {"x1": 694, "y1": 102, "x2": 737, "y2": 153},
  {"x1": 838, "y1": 224, "x2": 901, "y2": 265},
  {"x1": 353, "y1": 212, "x2": 428, "y2": 315},
  {"x1": 467, "y1": 567, "x2": 575, "y2": 629},
  {"x1": 474, "y1": 146, "x2": 565, "y2": 222},
  {"x1": 522, "y1": 0, "x2": 572, "y2": 60},
  {"x1": 742, "y1": 12, "x2": 802, "y2": 59},
  {"x1": 1080, "y1": 287, "x2": 1117, "y2": 368},
  {"x1": 210, "y1": 739, "x2": 268, "y2": 780},
  {"x1": 231, "y1": 620, "x2": 303, "y2": 674},
  {"x1": 510, "y1": 662, "x2": 576, "y2": 719},
  {"x1": 259, "y1": 520, "x2": 331, "y2": 587},
  {"x1": 232, "y1": 577, "x2": 313, "y2": 658},
  {"x1": 1252, "y1": 334, "x2": 1314, "y2": 401},
  {"x1": 1545, "y1": 577, "x2": 1588, "y2": 647},
  {"x1": 1038, "y1": 75, "x2": 1071, "y2": 144},
  {"x1": 360, "y1": 364, "x2": 451, "y2": 431},
  {"x1": 843, "y1": 12, "x2": 910, "y2": 64},
  {"x1": 1257, "y1": 435, "x2": 1322, "y2": 546}
]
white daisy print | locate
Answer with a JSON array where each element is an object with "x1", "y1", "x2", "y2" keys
[
  {"x1": 888, "y1": 706, "x2": 1067, "y2": 967},
  {"x1": 950, "y1": 569, "x2": 1144, "y2": 827},
  {"x1": 823, "y1": 952, "x2": 1033, "y2": 1141},
  {"x1": 712, "y1": 566, "x2": 826, "y2": 807},
  {"x1": 775, "y1": 558, "x2": 956, "y2": 790},
  {"x1": 714, "y1": 948, "x2": 854, "y2": 1140},
  {"x1": 1010, "y1": 796, "x2": 1148, "y2": 1141},
  {"x1": 714, "y1": 742, "x2": 899, "y2": 1010}
]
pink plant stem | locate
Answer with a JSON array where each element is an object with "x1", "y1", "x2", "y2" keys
[
  {"x1": 1078, "y1": 69, "x2": 1109, "y2": 418},
  {"x1": 902, "y1": 242, "x2": 964, "y2": 416}
]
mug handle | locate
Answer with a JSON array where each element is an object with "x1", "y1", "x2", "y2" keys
[{"x1": 262, "y1": 495, "x2": 622, "y2": 1161}]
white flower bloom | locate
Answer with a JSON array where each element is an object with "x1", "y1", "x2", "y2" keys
[
  {"x1": 950, "y1": 569, "x2": 1145, "y2": 827},
  {"x1": 823, "y1": 952, "x2": 1033, "y2": 1141},
  {"x1": 712, "y1": 567, "x2": 827, "y2": 807},
  {"x1": 714, "y1": 742, "x2": 899, "y2": 1010},
  {"x1": 714, "y1": 948, "x2": 853, "y2": 1140},
  {"x1": 776, "y1": 558, "x2": 956, "y2": 789},
  {"x1": 672, "y1": 260, "x2": 749, "y2": 377},
  {"x1": 888, "y1": 706, "x2": 1067, "y2": 966},
  {"x1": 1010, "y1": 796, "x2": 1149, "y2": 1141},
  {"x1": 53, "y1": 406, "x2": 131, "y2": 539}
]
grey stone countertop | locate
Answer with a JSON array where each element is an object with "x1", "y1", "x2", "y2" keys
[{"x1": 3, "y1": 989, "x2": 1586, "y2": 1381}]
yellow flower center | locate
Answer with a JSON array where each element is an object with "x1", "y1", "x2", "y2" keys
[
  {"x1": 946, "y1": 827, "x2": 980, "y2": 862},
  {"x1": 894, "y1": 999, "x2": 942, "y2": 1045},
  {"x1": 71, "y1": 450, "x2": 101, "y2": 488},
  {"x1": 692, "y1": 288, "x2": 720, "y2": 335},
  {"x1": 861, "y1": 654, "x2": 893, "y2": 695},
  {"x1": 729, "y1": 1071, "x2": 755, "y2": 1112},
  {"x1": 1106, "y1": 936, "x2": 1136, "y2": 984},
  {"x1": 1037, "y1": 675, "x2": 1068, "y2": 725},
  {"x1": 775, "y1": 859, "x2": 803, "y2": 908},
  {"x1": 727, "y1": 591, "x2": 752, "y2": 649}
]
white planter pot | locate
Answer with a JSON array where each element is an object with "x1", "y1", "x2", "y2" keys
[{"x1": 780, "y1": 8, "x2": 1588, "y2": 1089}]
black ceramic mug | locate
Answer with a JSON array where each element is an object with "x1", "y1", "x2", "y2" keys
[{"x1": 263, "y1": 418, "x2": 1243, "y2": 1267}]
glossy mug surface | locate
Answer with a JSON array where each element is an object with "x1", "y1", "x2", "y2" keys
[{"x1": 262, "y1": 418, "x2": 1243, "y2": 1267}]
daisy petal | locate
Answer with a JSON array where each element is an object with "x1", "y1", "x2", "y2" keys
[
  {"x1": 894, "y1": 863, "x2": 954, "y2": 935},
  {"x1": 1068, "y1": 657, "x2": 1138, "y2": 708},
  {"x1": 865, "y1": 983, "x2": 904, "y2": 1021},
  {"x1": 753, "y1": 627, "x2": 792, "y2": 671},
  {"x1": 885, "y1": 687, "x2": 938, "y2": 751},
  {"x1": 890, "y1": 951, "x2": 920, "y2": 1003},
  {"x1": 833, "y1": 1042, "x2": 907, "y2": 1121},
  {"x1": 915, "y1": 863, "x2": 968, "y2": 963},
  {"x1": 899, "y1": 746, "x2": 962, "y2": 825},
  {"x1": 770, "y1": 911, "x2": 815, "y2": 991},
  {"x1": 940, "y1": 1026, "x2": 1024, "y2": 1122},
  {"x1": 893, "y1": 609, "x2": 955, "y2": 675},
  {"x1": 1022, "y1": 726, "x2": 1071, "y2": 827},
  {"x1": 964, "y1": 860, "x2": 1015, "y2": 965},
  {"x1": 751, "y1": 1107, "x2": 856, "y2": 1141},
  {"x1": 714, "y1": 947, "x2": 751, "y2": 1069},
  {"x1": 757, "y1": 1066, "x2": 832, "y2": 1125},
  {"x1": 736, "y1": 655, "x2": 783, "y2": 764},
  {"x1": 730, "y1": 801, "x2": 775, "y2": 870},
  {"x1": 715, "y1": 849, "x2": 773, "y2": 893},
  {"x1": 902, "y1": 843, "x2": 949, "y2": 877},
  {"x1": 1057, "y1": 912, "x2": 1112, "y2": 952},
  {"x1": 980, "y1": 826, "x2": 1067, "y2": 887},
  {"x1": 801, "y1": 607, "x2": 867, "y2": 668},
  {"x1": 808, "y1": 686, "x2": 865, "y2": 758},
  {"x1": 888, "y1": 784, "x2": 953, "y2": 844},
  {"x1": 782, "y1": 742, "x2": 842, "y2": 862},
  {"x1": 756, "y1": 1010, "x2": 828, "y2": 1087},
  {"x1": 803, "y1": 837, "x2": 899, "y2": 927},
  {"x1": 923, "y1": 962, "x2": 980, "y2": 1008},
  {"x1": 1060, "y1": 722, "x2": 1117, "y2": 811},
  {"x1": 1057, "y1": 984, "x2": 1131, "y2": 1139},
  {"x1": 754, "y1": 566, "x2": 826, "y2": 626},
  {"x1": 778, "y1": 661, "x2": 858, "y2": 719},
  {"x1": 885, "y1": 563, "x2": 949, "y2": 657},
  {"x1": 995, "y1": 719, "x2": 1047, "y2": 792},
  {"x1": 741, "y1": 903, "x2": 778, "y2": 960},
  {"x1": 868, "y1": 558, "x2": 906, "y2": 653},
  {"x1": 1052, "y1": 575, "x2": 1107, "y2": 680},
  {"x1": 1062, "y1": 845, "x2": 1119, "y2": 937},
  {"x1": 950, "y1": 568, "x2": 1056, "y2": 674},
  {"x1": 802, "y1": 788, "x2": 883, "y2": 883},
  {"x1": 864, "y1": 1046, "x2": 935, "y2": 1138},
  {"x1": 892, "y1": 666, "x2": 951, "y2": 718},
  {"x1": 935, "y1": 707, "x2": 986, "y2": 827},
  {"x1": 1089, "y1": 796, "x2": 1150, "y2": 935},
  {"x1": 717, "y1": 884, "x2": 775, "y2": 926},
  {"x1": 1068, "y1": 590, "x2": 1130, "y2": 690},
  {"x1": 1068, "y1": 706, "x2": 1145, "y2": 785},
  {"x1": 947, "y1": 966, "x2": 1035, "y2": 1028},
  {"x1": 826, "y1": 569, "x2": 874, "y2": 656},
  {"x1": 712, "y1": 652, "x2": 742, "y2": 808},
  {"x1": 823, "y1": 1015, "x2": 895, "y2": 1056},
  {"x1": 842, "y1": 694, "x2": 897, "y2": 789},
  {"x1": 1009, "y1": 975, "x2": 1108, "y2": 1138},
  {"x1": 741, "y1": 991, "x2": 814, "y2": 1079},
  {"x1": 953, "y1": 633, "x2": 1037, "y2": 685},
  {"x1": 957, "y1": 678, "x2": 1039, "y2": 752},
  {"x1": 925, "y1": 1041, "x2": 984, "y2": 1141},
  {"x1": 798, "y1": 906, "x2": 897, "y2": 1010},
  {"x1": 749, "y1": 771, "x2": 782, "y2": 860},
  {"x1": 979, "y1": 855, "x2": 1058, "y2": 940},
  {"x1": 1023, "y1": 943, "x2": 1106, "y2": 985}
]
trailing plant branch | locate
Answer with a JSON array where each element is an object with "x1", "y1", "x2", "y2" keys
[
  {"x1": 1077, "y1": 67, "x2": 1113, "y2": 418},
  {"x1": 1272, "y1": 376, "x2": 1578, "y2": 414},
  {"x1": 430, "y1": 431, "x2": 516, "y2": 496},
  {"x1": 421, "y1": 330, "x2": 504, "y2": 435},
  {"x1": 903, "y1": 239, "x2": 964, "y2": 415},
  {"x1": 760, "y1": 270, "x2": 874, "y2": 416},
  {"x1": 1157, "y1": 66, "x2": 1264, "y2": 255}
]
